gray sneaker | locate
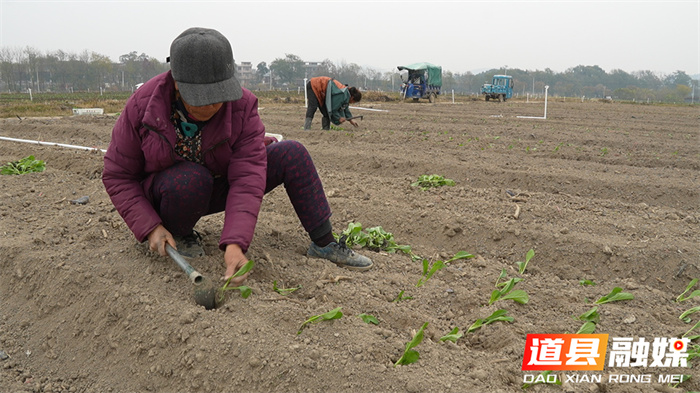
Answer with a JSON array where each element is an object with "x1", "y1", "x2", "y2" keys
[
  {"x1": 307, "y1": 242, "x2": 373, "y2": 271},
  {"x1": 173, "y1": 231, "x2": 205, "y2": 258}
]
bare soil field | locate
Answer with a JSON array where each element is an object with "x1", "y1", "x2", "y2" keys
[{"x1": 0, "y1": 97, "x2": 698, "y2": 393}]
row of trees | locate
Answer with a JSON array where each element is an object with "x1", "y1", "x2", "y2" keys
[
  {"x1": 257, "y1": 58, "x2": 695, "y2": 103},
  {"x1": 0, "y1": 46, "x2": 696, "y2": 103},
  {"x1": 0, "y1": 47, "x2": 168, "y2": 92}
]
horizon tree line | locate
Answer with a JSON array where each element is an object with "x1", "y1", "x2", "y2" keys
[{"x1": 0, "y1": 46, "x2": 696, "y2": 103}]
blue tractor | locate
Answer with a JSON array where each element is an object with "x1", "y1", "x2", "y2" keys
[
  {"x1": 397, "y1": 62, "x2": 442, "y2": 103},
  {"x1": 480, "y1": 75, "x2": 514, "y2": 102}
]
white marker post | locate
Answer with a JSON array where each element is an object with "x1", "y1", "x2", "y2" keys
[
  {"x1": 518, "y1": 85, "x2": 549, "y2": 119},
  {"x1": 303, "y1": 78, "x2": 308, "y2": 108}
]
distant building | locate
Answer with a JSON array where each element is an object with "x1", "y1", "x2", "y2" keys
[
  {"x1": 304, "y1": 62, "x2": 321, "y2": 78},
  {"x1": 237, "y1": 62, "x2": 254, "y2": 88}
]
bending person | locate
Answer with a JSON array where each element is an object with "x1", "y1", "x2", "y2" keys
[{"x1": 304, "y1": 76, "x2": 362, "y2": 130}]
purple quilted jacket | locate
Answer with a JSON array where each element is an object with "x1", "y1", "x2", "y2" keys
[{"x1": 102, "y1": 71, "x2": 267, "y2": 252}]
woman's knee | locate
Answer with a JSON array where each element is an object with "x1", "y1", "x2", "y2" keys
[
  {"x1": 156, "y1": 161, "x2": 214, "y2": 195},
  {"x1": 268, "y1": 140, "x2": 309, "y2": 163}
]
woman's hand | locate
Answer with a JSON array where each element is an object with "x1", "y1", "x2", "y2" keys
[
  {"x1": 147, "y1": 224, "x2": 176, "y2": 256},
  {"x1": 224, "y1": 243, "x2": 250, "y2": 285},
  {"x1": 339, "y1": 117, "x2": 358, "y2": 127}
]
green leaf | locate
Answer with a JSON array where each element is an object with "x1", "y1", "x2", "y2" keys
[
  {"x1": 670, "y1": 374, "x2": 692, "y2": 388},
  {"x1": 579, "y1": 279, "x2": 596, "y2": 286},
  {"x1": 417, "y1": 259, "x2": 445, "y2": 287},
  {"x1": 298, "y1": 307, "x2": 343, "y2": 334},
  {"x1": 218, "y1": 260, "x2": 256, "y2": 301},
  {"x1": 680, "y1": 306, "x2": 700, "y2": 321},
  {"x1": 677, "y1": 279, "x2": 700, "y2": 302},
  {"x1": 446, "y1": 251, "x2": 475, "y2": 263},
  {"x1": 576, "y1": 321, "x2": 597, "y2": 334},
  {"x1": 497, "y1": 277, "x2": 519, "y2": 292},
  {"x1": 516, "y1": 249, "x2": 535, "y2": 274},
  {"x1": 393, "y1": 290, "x2": 413, "y2": 302},
  {"x1": 467, "y1": 319, "x2": 484, "y2": 334},
  {"x1": 495, "y1": 268, "x2": 507, "y2": 287},
  {"x1": 425, "y1": 260, "x2": 445, "y2": 280},
  {"x1": 238, "y1": 286, "x2": 252, "y2": 299},
  {"x1": 489, "y1": 289, "x2": 501, "y2": 305},
  {"x1": 683, "y1": 290, "x2": 700, "y2": 301},
  {"x1": 231, "y1": 260, "x2": 254, "y2": 279},
  {"x1": 359, "y1": 313, "x2": 379, "y2": 325},
  {"x1": 490, "y1": 277, "x2": 527, "y2": 305},
  {"x1": 439, "y1": 327, "x2": 463, "y2": 343},
  {"x1": 525, "y1": 248, "x2": 535, "y2": 262},
  {"x1": 577, "y1": 307, "x2": 600, "y2": 323},
  {"x1": 594, "y1": 287, "x2": 634, "y2": 304},
  {"x1": 501, "y1": 289, "x2": 529, "y2": 304},
  {"x1": 683, "y1": 320, "x2": 700, "y2": 338},
  {"x1": 387, "y1": 244, "x2": 412, "y2": 254},
  {"x1": 395, "y1": 322, "x2": 428, "y2": 366},
  {"x1": 467, "y1": 309, "x2": 513, "y2": 333},
  {"x1": 273, "y1": 280, "x2": 301, "y2": 295},
  {"x1": 398, "y1": 349, "x2": 420, "y2": 364}
]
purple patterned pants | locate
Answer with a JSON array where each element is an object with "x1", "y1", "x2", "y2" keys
[{"x1": 146, "y1": 140, "x2": 332, "y2": 240}]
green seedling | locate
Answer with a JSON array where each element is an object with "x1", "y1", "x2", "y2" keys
[
  {"x1": 676, "y1": 279, "x2": 700, "y2": 302},
  {"x1": 522, "y1": 370, "x2": 561, "y2": 389},
  {"x1": 272, "y1": 280, "x2": 301, "y2": 296},
  {"x1": 1, "y1": 155, "x2": 46, "y2": 175},
  {"x1": 490, "y1": 277, "x2": 528, "y2": 305},
  {"x1": 680, "y1": 306, "x2": 700, "y2": 323},
  {"x1": 576, "y1": 322, "x2": 597, "y2": 334},
  {"x1": 411, "y1": 174, "x2": 456, "y2": 191},
  {"x1": 593, "y1": 287, "x2": 634, "y2": 304},
  {"x1": 297, "y1": 307, "x2": 343, "y2": 335},
  {"x1": 577, "y1": 307, "x2": 600, "y2": 324},
  {"x1": 447, "y1": 251, "x2": 474, "y2": 263},
  {"x1": 492, "y1": 289, "x2": 529, "y2": 305},
  {"x1": 393, "y1": 290, "x2": 413, "y2": 302},
  {"x1": 579, "y1": 279, "x2": 596, "y2": 286},
  {"x1": 683, "y1": 320, "x2": 700, "y2": 339},
  {"x1": 416, "y1": 251, "x2": 473, "y2": 287},
  {"x1": 358, "y1": 313, "x2": 379, "y2": 325},
  {"x1": 686, "y1": 342, "x2": 700, "y2": 365},
  {"x1": 496, "y1": 277, "x2": 523, "y2": 288},
  {"x1": 669, "y1": 374, "x2": 692, "y2": 388},
  {"x1": 417, "y1": 259, "x2": 445, "y2": 287},
  {"x1": 394, "y1": 322, "x2": 428, "y2": 366},
  {"x1": 495, "y1": 268, "x2": 507, "y2": 287},
  {"x1": 218, "y1": 260, "x2": 255, "y2": 302},
  {"x1": 515, "y1": 249, "x2": 535, "y2": 275},
  {"x1": 439, "y1": 327, "x2": 463, "y2": 343},
  {"x1": 467, "y1": 309, "x2": 514, "y2": 333},
  {"x1": 337, "y1": 222, "x2": 414, "y2": 257}
]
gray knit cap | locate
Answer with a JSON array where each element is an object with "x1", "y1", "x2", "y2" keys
[{"x1": 168, "y1": 27, "x2": 243, "y2": 106}]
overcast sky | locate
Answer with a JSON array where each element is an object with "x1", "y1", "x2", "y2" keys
[{"x1": 1, "y1": 0, "x2": 698, "y2": 76}]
